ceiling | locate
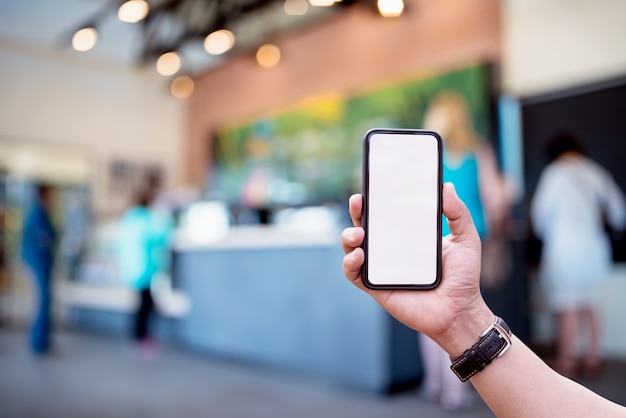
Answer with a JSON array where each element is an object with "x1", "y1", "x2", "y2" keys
[{"x1": 0, "y1": 0, "x2": 367, "y2": 75}]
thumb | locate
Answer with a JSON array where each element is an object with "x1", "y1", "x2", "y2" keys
[{"x1": 442, "y1": 182, "x2": 479, "y2": 239}]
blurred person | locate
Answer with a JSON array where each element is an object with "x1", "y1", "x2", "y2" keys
[
  {"x1": 116, "y1": 179, "x2": 173, "y2": 357},
  {"x1": 21, "y1": 183, "x2": 57, "y2": 355},
  {"x1": 0, "y1": 200, "x2": 7, "y2": 297},
  {"x1": 417, "y1": 90, "x2": 511, "y2": 411},
  {"x1": 531, "y1": 132, "x2": 626, "y2": 379},
  {"x1": 340, "y1": 185, "x2": 625, "y2": 417},
  {"x1": 59, "y1": 188, "x2": 89, "y2": 280}
]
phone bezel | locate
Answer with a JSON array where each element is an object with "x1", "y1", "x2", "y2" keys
[{"x1": 361, "y1": 128, "x2": 443, "y2": 290}]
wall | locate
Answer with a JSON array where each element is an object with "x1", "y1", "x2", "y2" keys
[
  {"x1": 502, "y1": 0, "x2": 626, "y2": 96},
  {"x1": 187, "y1": 0, "x2": 501, "y2": 187},
  {"x1": 0, "y1": 37, "x2": 186, "y2": 216}
]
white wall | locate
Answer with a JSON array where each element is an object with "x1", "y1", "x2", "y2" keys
[
  {"x1": 502, "y1": 0, "x2": 626, "y2": 96},
  {"x1": 0, "y1": 38, "x2": 186, "y2": 216}
]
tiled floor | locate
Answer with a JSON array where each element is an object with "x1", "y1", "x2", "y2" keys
[{"x1": 1, "y1": 327, "x2": 625, "y2": 418}]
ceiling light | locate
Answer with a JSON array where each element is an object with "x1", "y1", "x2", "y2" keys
[
  {"x1": 72, "y1": 27, "x2": 98, "y2": 52},
  {"x1": 377, "y1": 0, "x2": 404, "y2": 17},
  {"x1": 284, "y1": 0, "x2": 308, "y2": 15},
  {"x1": 204, "y1": 29, "x2": 235, "y2": 55},
  {"x1": 256, "y1": 44, "x2": 281, "y2": 68},
  {"x1": 156, "y1": 52, "x2": 182, "y2": 76},
  {"x1": 308, "y1": 0, "x2": 335, "y2": 6},
  {"x1": 118, "y1": 0, "x2": 150, "y2": 23},
  {"x1": 171, "y1": 76, "x2": 195, "y2": 99}
]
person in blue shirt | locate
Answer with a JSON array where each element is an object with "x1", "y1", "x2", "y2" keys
[{"x1": 22, "y1": 183, "x2": 57, "y2": 355}]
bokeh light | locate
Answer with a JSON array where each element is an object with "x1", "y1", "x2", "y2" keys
[
  {"x1": 171, "y1": 75, "x2": 195, "y2": 99},
  {"x1": 256, "y1": 44, "x2": 281, "y2": 68},
  {"x1": 71, "y1": 27, "x2": 98, "y2": 52},
  {"x1": 203, "y1": 29, "x2": 235, "y2": 55},
  {"x1": 118, "y1": 0, "x2": 149, "y2": 23},
  {"x1": 156, "y1": 51, "x2": 182, "y2": 76}
]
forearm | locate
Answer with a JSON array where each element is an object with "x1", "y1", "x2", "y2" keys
[
  {"x1": 434, "y1": 307, "x2": 624, "y2": 417},
  {"x1": 457, "y1": 334, "x2": 624, "y2": 417}
]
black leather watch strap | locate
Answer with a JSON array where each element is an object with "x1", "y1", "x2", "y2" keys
[{"x1": 450, "y1": 316, "x2": 512, "y2": 382}]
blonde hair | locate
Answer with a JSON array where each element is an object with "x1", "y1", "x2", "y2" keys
[{"x1": 423, "y1": 90, "x2": 481, "y2": 155}]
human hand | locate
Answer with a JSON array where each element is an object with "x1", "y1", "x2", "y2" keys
[{"x1": 341, "y1": 182, "x2": 493, "y2": 356}]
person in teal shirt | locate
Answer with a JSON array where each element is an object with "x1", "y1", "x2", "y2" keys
[
  {"x1": 117, "y1": 181, "x2": 173, "y2": 351},
  {"x1": 418, "y1": 90, "x2": 509, "y2": 411},
  {"x1": 442, "y1": 152, "x2": 486, "y2": 238}
]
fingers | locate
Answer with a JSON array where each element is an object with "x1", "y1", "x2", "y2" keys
[
  {"x1": 342, "y1": 194, "x2": 367, "y2": 291},
  {"x1": 341, "y1": 227, "x2": 364, "y2": 255},
  {"x1": 342, "y1": 246, "x2": 365, "y2": 287},
  {"x1": 348, "y1": 194, "x2": 363, "y2": 227},
  {"x1": 442, "y1": 182, "x2": 479, "y2": 240}
]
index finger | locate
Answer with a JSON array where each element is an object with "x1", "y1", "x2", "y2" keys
[{"x1": 349, "y1": 194, "x2": 363, "y2": 227}]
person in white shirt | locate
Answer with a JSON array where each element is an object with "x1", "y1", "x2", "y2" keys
[{"x1": 531, "y1": 132, "x2": 626, "y2": 379}]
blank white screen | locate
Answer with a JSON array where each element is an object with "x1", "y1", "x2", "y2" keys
[{"x1": 367, "y1": 133, "x2": 439, "y2": 286}]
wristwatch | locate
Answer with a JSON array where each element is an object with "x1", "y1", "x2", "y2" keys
[{"x1": 450, "y1": 316, "x2": 512, "y2": 382}]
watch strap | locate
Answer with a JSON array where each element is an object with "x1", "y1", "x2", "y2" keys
[{"x1": 450, "y1": 316, "x2": 512, "y2": 382}]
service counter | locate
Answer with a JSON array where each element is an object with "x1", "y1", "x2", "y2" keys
[
  {"x1": 60, "y1": 225, "x2": 626, "y2": 391},
  {"x1": 173, "y1": 226, "x2": 423, "y2": 393}
]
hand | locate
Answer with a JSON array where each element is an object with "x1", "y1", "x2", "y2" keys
[{"x1": 340, "y1": 182, "x2": 493, "y2": 356}]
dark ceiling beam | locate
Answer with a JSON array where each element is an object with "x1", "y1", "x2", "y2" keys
[
  {"x1": 138, "y1": 0, "x2": 277, "y2": 63},
  {"x1": 65, "y1": 0, "x2": 368, "y2": 68}
]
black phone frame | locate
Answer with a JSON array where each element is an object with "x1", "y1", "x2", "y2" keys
[{"x1": 361, "y1": 128, "x2": 443, "y2": 290}]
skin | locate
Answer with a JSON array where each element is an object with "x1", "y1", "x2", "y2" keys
[{"x1": 341, "y1": 183, "x2": 625, "y2": 417}]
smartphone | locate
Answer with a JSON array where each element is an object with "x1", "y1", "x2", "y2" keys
[{"x1": 362, "y1": 128, "x2": 442, "y2": 290}]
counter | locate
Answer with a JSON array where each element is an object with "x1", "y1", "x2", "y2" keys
[{"x1": 173, "y1": 225, "x2": 423, "y2": 393}]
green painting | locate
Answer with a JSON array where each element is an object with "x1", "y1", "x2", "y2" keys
[{"x1": 212, "y1": 63, "x2": 491, "y2": 208}]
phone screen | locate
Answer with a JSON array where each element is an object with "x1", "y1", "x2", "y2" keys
[{"x1": 363, "y1": 129, "x2": 442, "y2": 289}]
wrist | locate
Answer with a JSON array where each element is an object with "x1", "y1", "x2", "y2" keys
[
  {"x1": 433, "y1": 304, "x2": 495, "y2": 358},
  {"x1": 450, "y1": 316, "x2": 513, "y2": 381}
]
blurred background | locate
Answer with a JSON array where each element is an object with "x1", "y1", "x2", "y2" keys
[{"x1": 1, "y1": 0, "x2": 626, "y2": 416}]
